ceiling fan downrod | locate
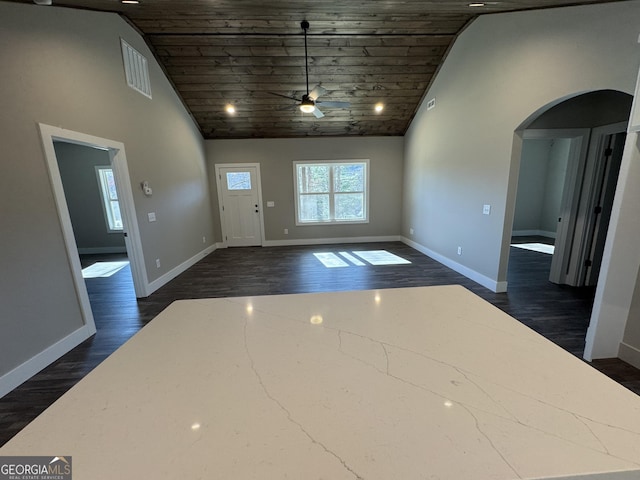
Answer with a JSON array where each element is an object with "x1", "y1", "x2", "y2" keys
[{"x1": 301, "y1": 20, "x2": 310, "y2": 97}]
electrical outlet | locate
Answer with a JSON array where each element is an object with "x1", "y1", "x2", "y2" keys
[
  {"x1": 483, "y1": 204, "x2": 491, "y2": 215},
  {"x1": 410, "y1": 228, "x2": 414, "y2": 235},
  {"x1": 156, "y1": 258, "x2": 161, "y2": 268},
  {"x1": 457, "y1": 246, "x2": 462, "y2": 255},
  {"x1": 284, "y1": 228, "x2": 289, "y2": 235},
  {"x1": 202, "y1": 236, "x2": 206, "y2": 244}
]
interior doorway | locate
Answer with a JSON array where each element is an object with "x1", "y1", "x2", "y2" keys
[
  {"x1": 40, "y1": 124, "x2": 149, "y2": 336},
  {"x1": 53, "y1": 140, "x2": 136, "y2": 301},
  {"x1": 508, "y1": 90, "x2": 632, "y2": 290},
  {"x1": 512, "y1": 125, "x2": 625, "y2": 287}
]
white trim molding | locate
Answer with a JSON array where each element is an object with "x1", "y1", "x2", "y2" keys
[
  {"x1": 0, "y1": 325, "x2": 95, "y2": 399},
  {"x1": 402, "y1": 237, "x2": 507, "y2": 293},
  {"x1": 147, "y1": 244, "x2": 217, "y2": 295},
  {"x1": 262, "y1": 235, "x2": 401, "y2": 247},
  {"x1": 618, "y1": 342, "x2": 640, "y2": 370}
]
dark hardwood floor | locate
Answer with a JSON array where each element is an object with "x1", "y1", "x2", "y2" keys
[{"x1": 1, "y1": 241, "x2": 639, "y2": 447}]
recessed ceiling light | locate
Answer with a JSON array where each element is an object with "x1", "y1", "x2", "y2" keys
[
  {"x1": 375, "y1": 103, "x2": 384, "y2": 113},
  {"x1": 225, "y1": 105, "x2": 236, "y2": 114}
]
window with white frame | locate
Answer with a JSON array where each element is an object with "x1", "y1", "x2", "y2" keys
[
  {"x1": 96, "y1": 167, "x2": 123, "y2": 232},
  {"x1": 294, "y1": 160, "x2": 369, "y2": 225}
]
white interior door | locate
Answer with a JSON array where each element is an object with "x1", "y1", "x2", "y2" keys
[
  {"x1": 546, "y1": 132, "x2": 591, "y2": 285},
  {"x1": 217, "y1": 165, "x2": 263, "y2": 247}
]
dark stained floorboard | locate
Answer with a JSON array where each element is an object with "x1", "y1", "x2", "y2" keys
[{"x1": 1, "y1": 241, "x2": 639, "y2": 447}]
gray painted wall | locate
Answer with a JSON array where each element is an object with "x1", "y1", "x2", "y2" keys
[
  {"x1": 404, "y1": 1, "x2": 640, "y2": 358},
  {"x1": 541, "y1": 139, "x2": 570, "y2": 234},
  {"x1": 55, "y1": 141, "x2": 126, "y2": 253},
  {"x1": 0, "y1": 3, "x2": 214, "y2": 381},
  {"x1": 622, "y1": 265, "x2": 640, "y2": 363},
  {"x1": 513, "y1": 138, "x2": 570, "y2": 237},
  {"x1": 403, "y1": 2, "x2": 640, "y2": 287},
  {"x1": 206, "y1": 137, "x2": 404, "y2": 242},
  {"x1": 513, "y1": 139, "x2": 553, "y2": 234}
]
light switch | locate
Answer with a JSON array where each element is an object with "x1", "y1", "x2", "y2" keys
[
  {"x1": 267, "y1": 201, "x2": 275, "y2": 207},
  {"x1": 483, "y1": 205, "x2": 491, "y2": 215},
  {"x1": 148, "y1": 212, "x2": 156, "y2": 222}
]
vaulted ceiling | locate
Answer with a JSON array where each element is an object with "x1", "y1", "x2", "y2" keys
[{"x1": 8, "y1": 0, "x2": 629, "y2": 139}]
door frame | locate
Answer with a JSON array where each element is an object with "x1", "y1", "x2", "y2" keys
[
  {"x1": 519, "y1": 128, "x2": 591, "y2": 285},
  {"x1": 39, "y1": 123, "x2": 148, "y2": 303},
  {"x1": 570, "y1": 122, "x2": 627, "y2": 286},
  {"x1": 214, "y1": 163, "x2": 265, "y2": 248}
]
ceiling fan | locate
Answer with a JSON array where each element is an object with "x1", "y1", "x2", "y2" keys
[{"x1": 270, "y1": 20, "x2": 351, "y2": 119}]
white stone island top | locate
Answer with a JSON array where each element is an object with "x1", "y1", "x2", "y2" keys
[{"x1": 2, "y1": 285, "x2": 640, "y2": 479}]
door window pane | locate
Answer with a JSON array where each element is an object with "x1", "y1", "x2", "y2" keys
[{"x1": 226, "y1": 172, "x2": 251, "y2": 190}]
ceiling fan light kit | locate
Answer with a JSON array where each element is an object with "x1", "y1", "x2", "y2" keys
[{"x1": 299, "y1": 97, "x2": 315, "y2": 113}]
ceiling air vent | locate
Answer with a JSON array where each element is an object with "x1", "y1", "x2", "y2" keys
[{"x1": 120, "y1": 39, "x2": 152, "y2": 99}]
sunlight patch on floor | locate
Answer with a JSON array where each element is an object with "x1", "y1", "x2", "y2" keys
[
  {"x1": 314, "y1": 250, "x2": 411, "y2": 268},
  {"x1": 82, "y1": 261, "x2": 129, "y2": 278},
  {"x1": 352, "y1": 250, "x2": 412, "y2": 265},
  {"x1": 510, "y1": 243, "x2": 555, "y2": 255},
  {"x1": 313, "y1": 253, "x2": 349, "y2": 268}
]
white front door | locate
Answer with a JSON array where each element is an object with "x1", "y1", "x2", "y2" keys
[{"x1": 217, "y1": 165, "x2": 263, "y2": 247}]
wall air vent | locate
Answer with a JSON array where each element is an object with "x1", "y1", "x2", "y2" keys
[{"x1": 120, "y1": 39, "x2": 152, "y2": 99}]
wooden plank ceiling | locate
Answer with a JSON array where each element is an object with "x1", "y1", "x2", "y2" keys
[{"x1": 10, "y1": 0, "x2": 628, "y2": 138}]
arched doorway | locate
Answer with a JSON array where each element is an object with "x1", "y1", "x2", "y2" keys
[{"x1": 507, "y1": 90, "x2": 631, "y2": 288}]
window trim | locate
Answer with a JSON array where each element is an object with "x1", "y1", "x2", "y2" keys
[
  {"x1": 95, "y1": 166, "x2": 123, "y2": 233},
  {"x1": 293, "y1": 159, "x2": 370, "y2": 226}
]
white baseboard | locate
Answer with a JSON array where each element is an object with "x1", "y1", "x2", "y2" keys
[
  {"x1": 618, "y1": 341, "x2": 640, "y2": 370},
  {"x1": 77, "y1": 246, "x2": 127, "y2": 255},
  {"x1": 0, "y1": 324, "x2": 96, "y2": 399},
  {"x1": 262, "y1": 235, "x2": 401, "y2": 247},
  {"x1": 511, "y1": 230, "x2": 556, "y2": 239},
  {"x1": 401, "y1": 236, "x2": 507, "y2": 293},
  {"x1": 146, "y1": 244, "x2": 218, "y2": 295}
]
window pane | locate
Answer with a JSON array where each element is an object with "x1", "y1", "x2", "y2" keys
[
  {"x1": 299, "y1": 194, "x2": 330, "y2": 222},
  {"x1": 104, "y1": 170, "x2": 118, "y2": 200},
  {"x1": 110, "y1": 201, "x2": 123, "y2": 229},
  {"x1": 334, "y1": 164, "x2": 364, "y2": 193},
  {"x1": 97, "y1": 167, "x2": 123, "y2": 232},
  {"x1": 298, "y1": 165, "x2": 330, "y2": 194},
  {"x1": 335, "y1": 193, "x2": 364, "y2": 221},
  {"x1": 226, "y1": 172, "x2": 251, "y2": 190}
]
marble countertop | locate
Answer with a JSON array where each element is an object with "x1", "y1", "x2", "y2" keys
[{"x1": 2, "y1": 285, "x2": 640, "y2": 479}]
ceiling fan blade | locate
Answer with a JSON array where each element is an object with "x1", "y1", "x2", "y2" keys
[
  {"x1": 268, "y1": 92, "x2": 301, "y2": 101},
  {"x1": 316, "y1": 101, "x2": 351, "y2": 109},
  {"x1": 312, "y1": 107, "x2": 325, "y2": 119},
  {"x1": 309, "y1": 85, "x2": 327, "y2": 101}
]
